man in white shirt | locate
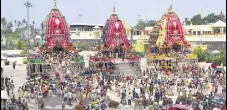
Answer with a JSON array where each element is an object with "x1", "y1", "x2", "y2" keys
[
  {"x1": 68, "y1": 91, "x2": 73, "y2": 105},
  {"x1": 63, "y1": 90, "x2": 68, "y2": 102},
  {"x1": 127, "y1": 92, "x2": 132, "y2": 105}
]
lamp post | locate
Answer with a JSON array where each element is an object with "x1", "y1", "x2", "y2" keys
[
  {"x1": 93, "y1": 26, "x2": 101, "y2": 46},
  {"x1": 24, "y1": 1, "x2": 32, "y2": 59}
]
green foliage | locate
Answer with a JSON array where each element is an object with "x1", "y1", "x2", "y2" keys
[
  {"x1": 76, "y1": 42, "x2": 89, "y2": 52},
  {"x1": 134, "y1": 19, "x2": 157, "y2": 30},
  {"x1": 16, "y1": 40, "x2": 23, "y2": 49},
  {"x1": 20, "y1": 49, "x2": 27, "y2": 55},
  {"x1": 135, "y1": 12, "x2": 226, "y2": 28},
  {"x1": 1, "y1": 17, "x2": 36, "y2": 49},
  {"x1": 187, "y1": 12, "x2": 226, "y2": 25},
  {"x1": 193, "y1": 47, "x2": 226, "y2": 66}
]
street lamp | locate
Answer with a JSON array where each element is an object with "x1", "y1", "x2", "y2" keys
[
  {"x1": 24, "y1": 1, "x2": 32, "y2": 59},
  {"x1": 93, "y1": 26, "x2": 101, "y2": 46}
]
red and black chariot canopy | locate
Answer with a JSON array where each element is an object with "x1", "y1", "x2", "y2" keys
[
  {"x1": 164, "y1": 6, "x2": 187, "y2": 46},
  {"x1": 41, "y1": 1, "x2": 70, "y2": 50},
  {"x1": 102, "y1": 7, "x2": 129, "y2": 49}
]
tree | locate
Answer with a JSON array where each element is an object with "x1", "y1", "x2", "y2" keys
[
  {"x1": 22, "y1": 19, "x2": 26, "y2": 27},
  {"x1": 16, "y1": 40, "x2": 23, "y2": 49},
  {"x1": 184, "y1": 17, "x2": 191, "y2": 25},
  {"x1": 134, "y1": 19, "x2": 156, "y2": 30},
  {"x1": 203, "y1": 13, "x2": 218, "y2": 24},
  {"x1": 146, "y1": 20, "x2": 157, "y2": 27},
  {"x1": 14, "y1": 20, "x2": 17, "y2": 28},
  {"x1": 5, "y1": 21, "x2": 13, "y2": 33},
  {"x1": 190, "y1": 14, "x2": 205, "y2": 25},
  {"x1": 1, "y1": 17, "x2": 7, "y2": 30},
  {"x1": 188, "y1": 12, "x2": 226, "y2": 25},
  {"x1": 17, "y1": 21, "x2": 22, "y2": 28}
]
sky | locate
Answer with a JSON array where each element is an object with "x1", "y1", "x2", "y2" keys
[{"x1": 1, "y1": 0, "x2": 226, "y2": 27}]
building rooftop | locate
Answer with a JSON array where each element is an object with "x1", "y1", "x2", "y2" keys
[{"x1": 70, "y1": 23, "x2": 104, "y2": 27}]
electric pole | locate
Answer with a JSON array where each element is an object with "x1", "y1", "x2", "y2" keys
[{"x1": 24, "y1": 1, "x2": 32, "y2": 59}]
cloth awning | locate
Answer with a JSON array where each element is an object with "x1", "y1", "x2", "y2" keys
[{"x1": 1, "y1": 90, "x2": 10, "y2": 99}]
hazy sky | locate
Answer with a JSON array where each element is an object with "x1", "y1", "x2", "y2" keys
[{"x1": 1, "y1": 0, "x2": 226, "y2": 27}]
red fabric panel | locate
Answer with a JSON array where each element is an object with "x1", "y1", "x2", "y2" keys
[
  {"x1": 165, "y1": 14, "x2": 187, "y2": 46},
  {"x1": 104, "y1": 17, "x2": 129, "y2": 48},
  {"x1": 44, "y1": 12, "x2": 70, "y2": 49}
]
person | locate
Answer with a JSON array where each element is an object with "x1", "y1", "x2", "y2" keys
[
  {"x1": 17, "y1": 97, "x2": 22, "y2": 110},
  {"x1": 68, "y1": 90, "x2": 73, "y2": 105},
  {"x1": 127, "y1": 92, "x2": 132, "y2": 105},
  {"x1": 63, "y1": 89, "x2": 68, "y2": 102},
  {"x1": 13, "y1": 61, "x2": 16, "y2": 69},
  {"x1": 155, "y1": 90, "x2": 160, "y2": 105},
  {"x1": 8, "y1": 103, "x2": 14, "y2": 110},
  {"x1": 132, "y1": 88, "x2": 136, "y2": 99},
  {"x1": 62, "y1": 101, "x2": 65, "y2": 110},
  {"x1": 101, "y1": 100, "x2": 107, "y2": 110},
  {"x1": 22, "y1": 99, "x2": 26, "y2": 110},
  {"x1": 1, "y1": 67, "x2": 3, "y2": 76},
  {"x1": 11, "y1": 95, "x2": 16, "y2": 109},
  {"x1": 40, "y1": 100, "x2": 44, "y2": 110}
]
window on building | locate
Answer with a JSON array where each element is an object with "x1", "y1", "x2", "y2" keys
[
  {"x1": 193, "y1": 31, "x2": 196, "y2": 35},
  {"x1": 188, "y1": 31, "x2": 192, "y2": 34},
  {"x1": 214, "y1": 27, "x2": 220, "y2": 33},
  {"x1": 137, "y1": 31, "x2": 140, "y2": 35},
  {"x1": 197, "y1": 31, "x2": 201, "y2": 35},
  {"x1": 77, "y1": 32, "x2": 80, "y2": 36},
  {"x1": 223, "y1": 28, "x2": 226, "y2": 33}
]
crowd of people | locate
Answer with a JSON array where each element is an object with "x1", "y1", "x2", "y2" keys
[
  {"x1": 1, "y1": 75, "x2": 30, "y2": 110},
  {"x1": 1, "y1": 50, "x2": 226, "y2": 110},
  {"x1": 12, "y1": 63, "x2": 226, "y2": 110}
]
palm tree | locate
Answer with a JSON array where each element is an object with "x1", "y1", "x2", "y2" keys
[
  {"x1": 22, "y1": 19, "x2": 26, "y2": 27},
  {"x1": 32, "y1": 21, "x2": 35, "y2": 26},
  {"x1": 32, "y1": 21, "x2": 36, "y2": 36},
  {"x1": 1, "y1": 17, "x2": 7, "y2": 30},
  {"x1": 17, "y1": 21, "x2": 22, "y2": 28},
  {"x1": 14, "y1": 20, "x2": 17, "y2": 28}
]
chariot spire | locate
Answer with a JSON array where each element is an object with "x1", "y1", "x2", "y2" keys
[
  {"x1": 52, "y1": 0, "x2": 59, "y2": 12},
  {"x1": 54, "y1": 0, "x2": 57, "y2": 8},
  {"x1": 168, "y1": 0, "x2": 173, "y2": 12},
  {"x1": 112, "y1": 1, "x2": 117, "y2": 15}
]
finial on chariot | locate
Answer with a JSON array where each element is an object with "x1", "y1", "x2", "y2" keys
[
  {"x1": 52, "y1": 0, "x2": 59, "y2": 12},
  {"x1": 168, "y1": 0, "x2": 173, "y2": 12},
  {"x1": 112, "y1": 1, "x2": 116, "y2": 15},
  {"x1": 54, "y1": 0, "x2": 57, "y2": 8}
]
